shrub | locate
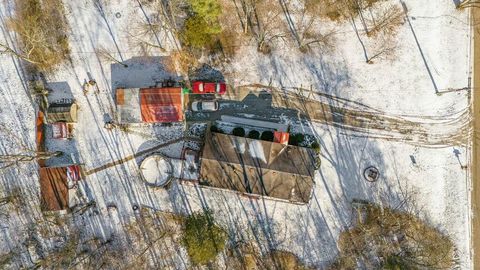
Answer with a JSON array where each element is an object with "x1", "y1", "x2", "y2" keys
[
  {"x1": 288, "y1": 134, "x2": 305, "y2": 146},
  {"x1": 188, "y1": 0, "x2": 221, "y2": 20},
  {"x1": 183, "y1": 210, "x2": 227, "y2": 265},
  {"x1": 260, "y1": 131, "x2": 274, "y2": 141},
  {"x1": 329, "y1": 204, "x2": 455, "y2": 270},
  {"x1": 311, "y1": 141, "x2": 320, "y2": 153},
  {"x1": 210, "y1": 125, "x2": 219, "y2": 133},
  {"x1": 247, "y1": 130, "x2": 260, "y2": 139},
  {"x1": 181, "y1": 0, "x2": 222, "y2": 50},
  {"x1": 181, "y1": 15, "x2": 221, "y2": 49},
  {"x1": 232, "y1": 127, "x2": 245, "y2": 137}
]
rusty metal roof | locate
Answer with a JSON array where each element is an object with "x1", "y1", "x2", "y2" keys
[
  {"x1": 39, "y1": 167, "x2": 69, "y2": 211},
  {"x1": 199, "y1": 133, "x2": 316, "y2": 203}
]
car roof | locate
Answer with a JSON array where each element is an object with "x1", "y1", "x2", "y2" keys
[{"x1": 202, "y1": 101, "x2": 217, "y2": 110}]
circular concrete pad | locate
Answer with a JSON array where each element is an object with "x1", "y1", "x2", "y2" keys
[{"x1": 140, "y1": 155, "x2": 172, "y2": 187}]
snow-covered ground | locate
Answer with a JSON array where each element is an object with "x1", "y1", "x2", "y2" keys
[{"x1": 0, "y1": 0, "x2": 472, "y2": 268}]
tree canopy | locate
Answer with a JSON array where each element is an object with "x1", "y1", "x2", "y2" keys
[{"x1": 182, "y1": 210, "x2": 227, "y2": 265}]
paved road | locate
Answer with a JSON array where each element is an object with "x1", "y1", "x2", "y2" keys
[
  {"x1": 471, "y1": 6, "x2": 480, "y2": 270},
  {"x1": 185, "y1": 91, "x2": 305, "y2": 124}
]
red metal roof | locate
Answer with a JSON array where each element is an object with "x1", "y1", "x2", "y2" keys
[
  {"x1": 274, "y1": 131, "x2": 289, "y2": 145},
  {"x1": 140, "y1": 88, "x2": 184, "y2": 123}
]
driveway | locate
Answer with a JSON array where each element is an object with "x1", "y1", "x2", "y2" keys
[{"x1": 185, "y1": 91, "x2": 305, "y2": 125}]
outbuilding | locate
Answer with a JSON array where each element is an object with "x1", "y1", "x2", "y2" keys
[
  {"x1": 46, "y1": 102, "x2": 78, "y2": 123},
  {"x1": 39, "y1": 165, "x2": 81, "y2": 211}
]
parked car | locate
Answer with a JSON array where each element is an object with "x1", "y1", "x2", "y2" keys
[
  {"x1": 191, "y1": 100, "x2": 219, "y2": 112},
  {"x1": 192, "y1": 81, "x2": 227, "y2": 94}
]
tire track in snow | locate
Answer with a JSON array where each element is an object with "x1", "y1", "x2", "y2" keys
[{"x1": 239, "y1": 84, "x2": 470, "y2": 147}]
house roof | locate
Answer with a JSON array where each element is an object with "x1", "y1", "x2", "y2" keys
[
  {"x1": 199, "y1": 133, "x2": 316, "y2": 203},
  {"x1": 39, "y1": 167, "x2": 69, "y2": 211},
  {"x1": 140, "y1": 87, "x2": 184, "y2": 123},
  {"x1": 46, "y1": 103, "x2": 78, "y2": 123}
]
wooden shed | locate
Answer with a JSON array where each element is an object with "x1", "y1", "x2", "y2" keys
[
  {"x1": 39, "y1": 165, "x2": 82, "y2": 211},
  {"x1": 46, "y1": 103, "x2": 78, "y2": 123}
]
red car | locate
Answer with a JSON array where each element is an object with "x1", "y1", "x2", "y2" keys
[{"x1": 192, "y1": 81, "x2": 227, "y2": 94}]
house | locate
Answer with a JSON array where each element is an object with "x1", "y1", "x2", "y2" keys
[
  {"x1": 39, "y1": 165, "x2": 81, "y2": 211},
  {"x1": 199, "y1": 132, "x2": 316, "y2": 204},
  {"x1": 116, "y1": 87, "x2": 184, "y2": 123}
]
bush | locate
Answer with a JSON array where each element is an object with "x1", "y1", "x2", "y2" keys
[
  {"x1": 329, "y1": 204, "x2": 455, "y2": 270},
  {"x1": 260, "y1": 131, "x2": 274, "y2": 141},
  {"x1": 183, "y1": 210, "x2": 227, "y2": 265},
  {"x1": 189, "y1": 0, "x2": 221, "y2": 20},
  {"x1": 247, "y1": 130, "x2": 260, "y2": 139},
  {"x1": 181, "y1": 15, "x2": 221, "y2": 49},
  {"x1": 311, "y1": 141, "x2": 320, "y2": 153},
  {"x1": 288, "y1": 134, "x2": 305, "y2": 146},
  {"x1": 210, "y1": 125, "x2": 219, "y2": 133},
  {"x1": 232, "y1": 127, "x2": 245, "y2": 137},
  {"x1": 181, "y1": 0, "x2": 222, "y2": 50}
]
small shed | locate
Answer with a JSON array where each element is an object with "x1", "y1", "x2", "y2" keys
[
  {"x1": 39, "y1": 165, "x2": 82, "y2": 211},
  {"x1": 46, "y1": 103, "x2": 78, "y2": 123}
]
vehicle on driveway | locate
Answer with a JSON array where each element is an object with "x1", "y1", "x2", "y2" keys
[
  {"x1": 192, "y1": 81, "x2": 227, "y2": 94},
  {"x1": 191, "y1": 100, "x2": 219, "y2": 112}
]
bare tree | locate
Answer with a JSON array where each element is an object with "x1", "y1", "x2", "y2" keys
[
  {"x1": 0, "y1": 151, "x2": 62, "y2": 170},
  {"x1": 365, "y1": 3, "x2": 404, "y2": 37},
  {"x1": 230, "y1": 0, "x2": 288, "y2": 53},
  {"x1": 0, "y1": 43, "x2": 41, "y2": 65},
  {"x1": 331, "y1": 202, "x2": 456, "y2": 269},
  {"x1": 95, "y1": 46, "x2": 128, "y2": 68},
  {"x1": 290, "y1": 1, "x2": 338, "y2": 53},
  {"x1": 126, "y1": 0, "x2": 187, "y2": 56},
  {"x1": 4, "y1": 0, "x2": 70, "y2": 72}
]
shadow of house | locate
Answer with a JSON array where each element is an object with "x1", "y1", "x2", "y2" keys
[
  {"x1": 111, "y1": 56, "x2": 182, "y2": 91},
  {"x1": 189, "y1": 64, "x2": 225, "y2": 82},
  {"x1": 199, "y1": 132, "x2": 316, "y2": 204}
]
